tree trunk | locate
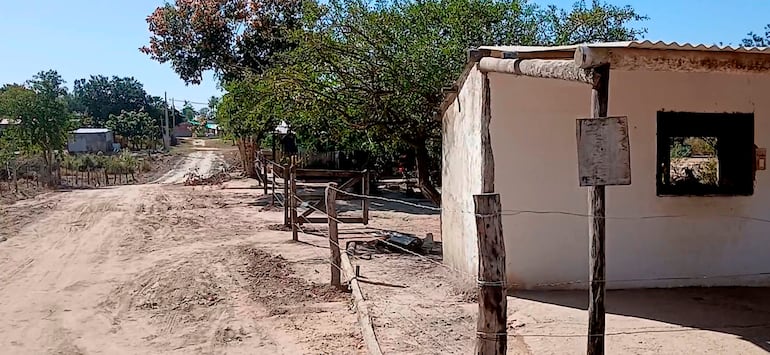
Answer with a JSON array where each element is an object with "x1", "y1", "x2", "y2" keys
[
  {"x1": 414, "y1": 142, "x2": 441, "y2": 206},
  {"x1": 238, "y1": 136, "x2": 259, "y2": 178}
]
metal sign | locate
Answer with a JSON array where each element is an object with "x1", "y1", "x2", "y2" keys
[{"x1": 576, "y1": 116, "x2": 631, "y2": 186}]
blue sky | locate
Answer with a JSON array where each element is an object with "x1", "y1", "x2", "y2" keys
[{"x1": 0, "y1": 0, "x2": 768, "y2": 105}]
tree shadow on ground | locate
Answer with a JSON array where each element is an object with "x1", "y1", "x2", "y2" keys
[{"x1": 512, "y1": 287, "x2": 770, "y2": 352}]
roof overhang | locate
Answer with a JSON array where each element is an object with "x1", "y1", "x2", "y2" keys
[{"x1": 436, "y1": 41, "x2": 770, "y2": 120}]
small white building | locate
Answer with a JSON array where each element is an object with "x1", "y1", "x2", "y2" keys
[
  {"x1": 440, "y1": 41, "x2": 770, "y2": 289},
  {"x1": 67, "y1": 128, "x2": 115, "y2": 153}
]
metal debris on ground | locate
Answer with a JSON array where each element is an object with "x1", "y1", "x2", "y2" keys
[{"x1": 374, "y1": 231, "x2": 423, "y2": 253}]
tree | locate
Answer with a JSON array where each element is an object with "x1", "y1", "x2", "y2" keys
[
  {"x1": 106, "y1": 110, "x2": 161, "y2": 150},
  {"x1": 71, "y1": 75, "x2": 163, "y2": 128},
  {"x1": 143, "y1": 0, "x2": 305, "y2": 178},
  {"x1": 141, "y1": 0, "x2": 303, "y2": 84},
  {"x1": 0, "y1": 70, "x2": 72, "y2": 186},
  {"x1": 182, "y1": 102, "x2": 197, "y2": 122},
  {"x1": 216, "y1": 73, "x2": 283, "y2": 176},
  {"x1": 275, "y1": 0, "x2": 646, "y2": 204},
  {"x1": 743, "y1": 25, "x2": 770, "y2": 47}
]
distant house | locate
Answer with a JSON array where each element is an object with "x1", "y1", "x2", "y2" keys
[
  {"x1": 0, "y1": 118, "x2": 19, "y2": 136},
  {"x1": 67, "y1": 128, "x2": 114, "y2": 153},
  {"x1": 173, "y1": 122, "x2": 194, "y2": 138}
]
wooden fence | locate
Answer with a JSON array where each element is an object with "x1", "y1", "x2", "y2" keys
[
  {"x1": 56, "y1": 167, "x2": 138, "y2": 187},
  {"x1": 259, "y1": 154, "x2": 370, "y2": 241}
]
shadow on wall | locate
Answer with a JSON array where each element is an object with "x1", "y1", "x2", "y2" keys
[{"x1": 513, "y1": 287, "x2": 770, "y2": 352}]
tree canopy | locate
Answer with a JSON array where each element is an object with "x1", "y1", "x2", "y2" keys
[
  {"x1": 143, "y1": 0, "x2": 647, "y2": 200},
  {"x1": 269, "y1": 0, "x2": 646, "y2": 202},
  {"x1": 0, "y1": 70, "x2": 73, "y2": 184},
  {"x1": 141, "y1": 0, "x2": 303, "y2": 84},
  {"x1": 71, "y1": 75, "x2": 164, "y2": 128}
]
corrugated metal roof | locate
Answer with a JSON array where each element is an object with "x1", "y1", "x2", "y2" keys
[
  {"x1": 480, "y1": 40, "x2": 770, "y2": 54},
  {"x1": 72, "y1": 128, "x2": 111, "y2": 134}
]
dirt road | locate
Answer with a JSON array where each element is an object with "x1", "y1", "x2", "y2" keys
[
  {"x1": 0, "y1": 150, "x2": 362, "y2": 354},
  {"x1": 153, "y1": 150, "x2": 225, "y2": 184}
]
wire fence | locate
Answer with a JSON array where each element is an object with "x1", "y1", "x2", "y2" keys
[{"x1": 282, "y1": 183, "x2": 770, "y2": 345}]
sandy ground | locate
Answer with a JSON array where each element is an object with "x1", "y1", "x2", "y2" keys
[{"x1": 0, "y1": 149, "x2": 363, "y2": 355}]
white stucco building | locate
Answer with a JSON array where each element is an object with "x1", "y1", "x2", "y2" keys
[{"x1": 441, "y1": 41, "x2": 770, "y2": 289}]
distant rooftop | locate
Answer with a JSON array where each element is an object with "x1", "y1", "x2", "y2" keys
[{"x1": 72, "y1": 128, "x2": 111, "y2": 134}]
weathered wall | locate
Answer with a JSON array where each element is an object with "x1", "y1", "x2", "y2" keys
[
  {"x1": 67, "y1": 133, "x2": 114, "y2": 153},
  {"x1": 442, "y1": 64, "x2": 485, "y2": 278},
  {"x1": 488, "y1": 70, "x2": 770, "y2": 289}
]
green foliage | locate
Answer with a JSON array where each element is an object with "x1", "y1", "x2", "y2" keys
[
  {"x1": 106, "y1": 110, "x2": 161, "y2": 149},
  {"x1": 71, "y1": 75, "x2": 164, "y2": 127},
  {"x1": 146, "y1": 0, "x2": 646, "y2": 201},
  {"x1": 216, "y1": 74, "x2": 282, "y2": 142},
  {"x1": 743, "y1": 25, "x2": 770, "y2": 47},
  {"x1": 267, "y1": 0, "x2": 646, "y2": 202},
  {"x1": 60, "y1": 151, "x2": 142, "y2": 175},
  {"x1": 142, "y1": 0, "x2": 303, "y2": 84},
  {"x1": 0, "y1": 70, "x2": 73, "y2": 184}
]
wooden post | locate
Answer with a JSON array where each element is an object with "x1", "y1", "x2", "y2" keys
[
  {"x1": 474, "y1": 193, "x2": 506, "y2": 355},
  {"x1": 271, "y1": 162, "x2": 277, "y2": 205},
  {"x1": 326, "y1": 182, "x2": 342, "y2": 288},
  {"x1": 361, "y1": 169, "x2": 370, "y2": 225},
  {"x1": 290, "y1": 159, "x2": 298, "y2": 241},
  {"x1": 587, "y1": 64, "x2": 610, "y2": 355},
  {"x1": 283, "y1": 163, "x2": 290, "y2": 225},
  {"x1": 262, "y1": 154, "x2": 268, "y2": 195}
]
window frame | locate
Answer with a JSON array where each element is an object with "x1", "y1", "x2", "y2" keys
[{"x1": 656, "y1": 111, "x2": 755, "y2": 197}]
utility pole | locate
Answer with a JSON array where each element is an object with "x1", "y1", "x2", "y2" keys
[{"x1": 163, "y1": 92, "x2": 170, "y2": 151}]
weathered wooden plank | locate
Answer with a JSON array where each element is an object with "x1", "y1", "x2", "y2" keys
[
  {"x1": 474, "y1": 193, "x2": 507, "y2": 355},
  {"x1": 576, "y1": 116, "x2": 631, "y2": 186},
  {"x1": 295, "y1": 192, "x2": 362, "y2": 201},
  {"x1": 290, "y1": 163, "x2": 298, "y2": 241},
  {"x1": 303, "y1": 217, "x2": 364, "y2": 224},
  {"x1": 337, "y1": 176, "x2": 361, "y2": 191},
  {"x1": 295, "y1": 169, "x2": 363, "y2": 178},
  {"x1": 362, "y1": 170, "x2": 370, "y2": 225},
  {"x1": 283, "y1": 164, "x2": 290, "y2": 225},
  {"x1": 481, "y1": 72, "x2": 495, "y2": 193}
]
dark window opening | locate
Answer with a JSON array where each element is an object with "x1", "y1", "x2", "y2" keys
[{"x1": 657, "y1": 112, "x2": 754, "y2": 196}]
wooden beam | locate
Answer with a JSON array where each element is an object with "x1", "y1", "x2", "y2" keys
[
  {"x1": 283, "y1": 164, "x2": 290, "y2": 225},
  {"x1": 362, "y1": 170, "x2": 370, "y2": 225},
  {"x1": 474, "y1": 193, "x2": 507, "y2": 355},
  {"x1": 294, "y1": 192, "x2": 362, "y2": 201},
  {"x1": 587, "y1": 64, "x2": 610, "y2": 355},
  {"x1": 326, "y1": 183, "x2": 342, "y2": 288},
  {"x1": 337, "y1": 176, "x2": 361, "y2": 191},
  {"x1": 303, "y1": 216, "x2": 364, "y2": 224},
  {"x1": 340, "y1": 252, "x2": 383, "y2": 355},
  {"x1": 480, "y1": 72, "x2": 495, "y2": 193},
  {"x1": 574, "y1": 46, "x2": 610, "y2": 69},
  {"x1": 294, "y1": 169, "x2": 363, "y2": 178},
  {"x1": 478, "y1": 57, "x2": 593, "y2": 84},
  {"x1": 291, "y1": 162, "x2": 298, "y2": 241},
  {"x1": 500, "y1": 50, "x2": 575, "y2": 60}
]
